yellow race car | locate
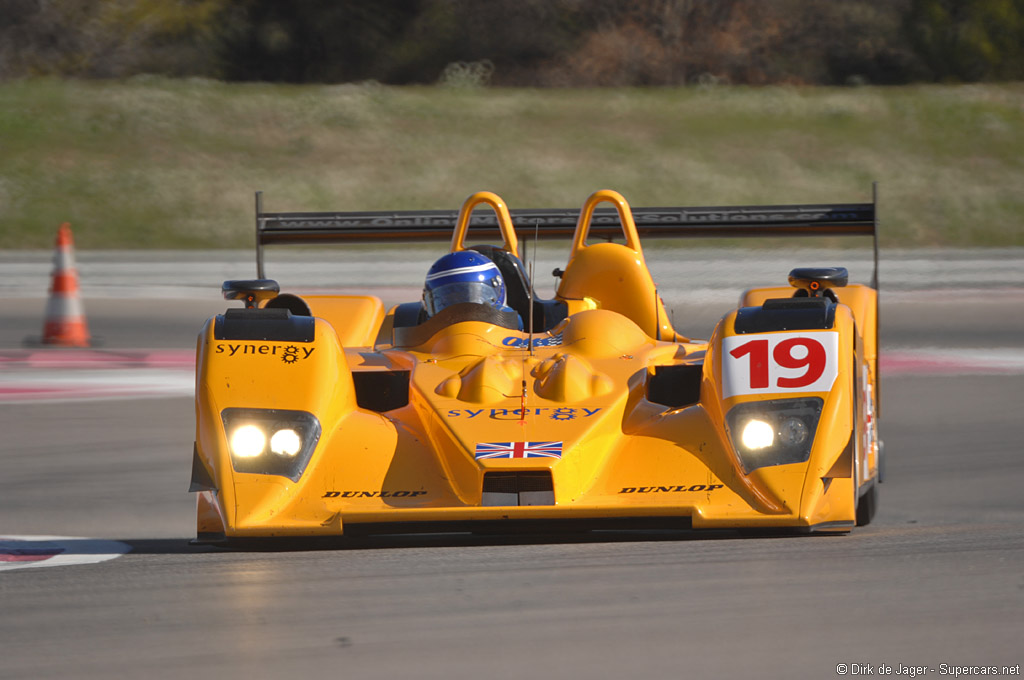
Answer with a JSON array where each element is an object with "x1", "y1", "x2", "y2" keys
[{"x1": 190, "y1": 188, "x2": 882, "y2": 542}]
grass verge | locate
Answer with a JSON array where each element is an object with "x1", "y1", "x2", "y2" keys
[{"x1": 1, "y1": 78, "x2": 1022, "y2": 248}]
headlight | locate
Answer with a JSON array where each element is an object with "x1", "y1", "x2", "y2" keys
[
  {"x1": 726, "y1": 398, "x2": 823, "y2": 473},
  {"x1": 221, "y1": 408, "x2": 321, "y2": 481},
  {"x1": 740, "y1": 419, "x2": 774, "y2": 450},
  {"x1": 230, "y1": 425, "x2": 266, "y2": 458},
  {"x1": 269, "y1": 428, "x2": 302, "y2": 457}
]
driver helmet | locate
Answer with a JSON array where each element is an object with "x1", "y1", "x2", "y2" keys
[{"x1": 423, "y1": 251, "x2": 506, "y2": 316}]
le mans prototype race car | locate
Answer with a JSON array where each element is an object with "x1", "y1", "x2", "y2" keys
[{"x1": 190, "y1": 188, "x2": 882, "y2": 542}]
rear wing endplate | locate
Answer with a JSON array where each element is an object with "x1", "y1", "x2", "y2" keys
[{"x1": 254, "y1": 185, "x2": 879, "y2": 289}]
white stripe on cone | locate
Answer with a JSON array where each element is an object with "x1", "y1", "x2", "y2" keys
[{"x1": 44, "y1": 292, "x2": 86, "y2": 320}]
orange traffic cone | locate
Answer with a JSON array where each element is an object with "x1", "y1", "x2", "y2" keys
[{"x1": 41, "y1": 222, "x2": 91, "y2": 347}]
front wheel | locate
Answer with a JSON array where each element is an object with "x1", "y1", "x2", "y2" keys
[
  {"x1": 856, "y1": 483, "x2": 877, "y2": 526},
  {"x1": 851, "y1": 352, "x2": 877, "y2": 527}
]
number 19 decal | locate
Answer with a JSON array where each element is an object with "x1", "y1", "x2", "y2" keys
[{"x1": 722, "y1": 331, "x2": 839, "y2": 398}]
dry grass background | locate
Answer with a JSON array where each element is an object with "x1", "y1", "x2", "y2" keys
[{"x1": 1, "y1": 78, "x2": 1022, "y2": 248}]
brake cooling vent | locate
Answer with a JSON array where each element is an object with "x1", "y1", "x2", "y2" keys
[
  {"x1": 352, "y1": 370, "x2": 410, "y2": 412},
  {"x1": 482, "y1": 471, "x2": 554, "y2": 507},
  {"x1": 647, "y1": 364, "x2": 702, "y2": 408}
]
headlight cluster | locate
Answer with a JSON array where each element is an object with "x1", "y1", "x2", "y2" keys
[
  {"x1": 725, "y1": 398, "x2": 823, "y2": 473},
  {"x1": 221, "y1": 408, "x2": 321, "y2": 482}
]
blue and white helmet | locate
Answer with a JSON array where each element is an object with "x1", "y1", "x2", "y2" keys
[{"x1": 423, "y1": 251, "x2": 506, "y2": 316}]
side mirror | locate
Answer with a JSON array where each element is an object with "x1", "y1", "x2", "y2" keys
[
  {"x1": 787, "y1": 267, "x2": 848, "y2": 298},
  {"x1": 222, "y1": 279, "x2": 280, "y2": 309}
]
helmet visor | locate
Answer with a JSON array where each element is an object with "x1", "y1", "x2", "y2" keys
[{"x1": 424, "y1": 281, "x2": 500, "y2": 316}]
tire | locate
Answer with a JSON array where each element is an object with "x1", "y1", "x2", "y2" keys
[
  {"x1": 856, "y1": 483, "x2": 877, "y2": 526},
  {"x1": 851, "y1": 350, "x2": 877, "y2": 527}
]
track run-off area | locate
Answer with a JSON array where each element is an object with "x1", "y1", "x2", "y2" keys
[{"x1": 1, "y1": 249, "x2": 1022, "y2": 679}]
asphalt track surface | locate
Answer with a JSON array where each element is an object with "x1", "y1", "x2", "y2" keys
[{"x1": 2, "y1": 251, "x2": 1023, "y2": 679}]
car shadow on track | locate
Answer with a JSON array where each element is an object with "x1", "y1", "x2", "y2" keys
[{"x1": 119, "y1": 528, "x2": 846, "y2": 555}]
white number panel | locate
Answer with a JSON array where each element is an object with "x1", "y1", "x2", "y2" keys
[{"x1": 721, "y1": 331, "x2": 839, "y2": 399}]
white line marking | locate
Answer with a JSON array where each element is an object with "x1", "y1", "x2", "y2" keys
[
  {"x1": 0, "y1": 535, "x2": 131, "y2": 572},
  {"x1": 0, "y1": 368, "x2": 194, "y2": 403},
  {"x1": 881, "y1": 348, "x2": 1024, "y2": 375}
]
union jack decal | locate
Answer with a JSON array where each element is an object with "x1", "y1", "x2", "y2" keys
[{"x1": 474, "y1": 441, "x2": 563, "y2": 460}]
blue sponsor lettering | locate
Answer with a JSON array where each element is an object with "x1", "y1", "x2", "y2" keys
[{"x1": 502, "y1": 334, "x2": 563, "y2": 349}]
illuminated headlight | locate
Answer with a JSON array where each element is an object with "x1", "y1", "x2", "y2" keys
[
  {"x1": 740, "y1": 419, "x2": 774, "y2": 450},
  {"x1": 221, "y1": 408, "x2": 321, "y2": 481},
  {"x1": 230, "y1": 424, "x2": 266, "y2": 458},
  {"x1": 726, "y1": 398, "x2": 823, "y2": 473},
  {"x1": 270, "y1": 428, "x2": 302, "y2": 457}
]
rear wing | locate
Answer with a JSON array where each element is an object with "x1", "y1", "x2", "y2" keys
[{"x1": 254, "y1": 185, "x2": 879, "y2": 288}]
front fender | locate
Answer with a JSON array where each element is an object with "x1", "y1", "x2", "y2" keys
[
  {"x1": 704, "y1": 301, "x2": 858, "y2": 527},
  {"x1": 194, "y1": 315, "x2": 356, "y2": 532}
]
